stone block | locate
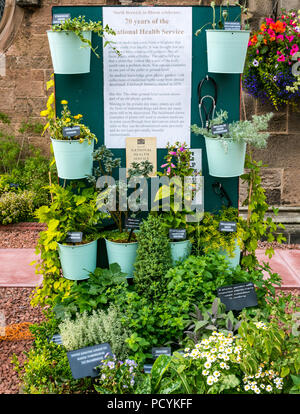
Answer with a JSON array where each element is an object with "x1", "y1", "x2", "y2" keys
[
  {"x1": 282, "y1": 169, "x2": 300, "y2": 206},
  {"x1": 264, "y1": 188, "x2": 281, "y2": 206},
  {"x1": 260, "y1": 168, "x2": 282, "y2": 188},
  {"x1": 251, "y1": 134, "x2": 300, "y2": 169},
  {"x1": 288, "y1": 107, "x2": 300, "y2": 134},
  {"x1": 0, "y1": 89, "x2": 15, "y2": 111}
]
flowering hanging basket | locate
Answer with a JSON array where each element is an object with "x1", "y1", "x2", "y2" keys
[{"x1": 242, "y1": 10, "x2": 300, "y2": 110}]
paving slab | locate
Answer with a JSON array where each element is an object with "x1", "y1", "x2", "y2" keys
[
  {"x1": 0, "y1": 249, "x2": 42, "y2": 287},
  {"x1": 256, "y1": 249, "x2": 300, "y2": 289}
]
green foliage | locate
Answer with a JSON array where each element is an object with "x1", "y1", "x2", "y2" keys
[
  {"x1": 94, "y1": 356, "x2": 139, "y2": 394},
  {"x1": 0, "y1": 131, "x2": 21, "y2": 174},
  {"x1": 185, "y1": 298, "x2": 241, "y2": 344},
  {"x1": 89, "y1": 145, "x2": 153, "y2": 233},
  {"x1": 0, "y1": 190, "x2": 35, "y2": 224},
  {"x1": 31, "y1": 184, "x2": 107, "y2": 308},
  {"x1": 153, "y1": 142, "x2": 199, "y2": 235},
  {"x1": 191, "y1": 110, "x2": 273, "y2": 149},
  {"x1": 41, "y1": 100, "x2": 97, "y2": 144},
  {"x1": 59, "y1": 305, "x2": 132, "y2": 360},
  {"x1": 150, "y1": 332, "x2": 242, "y2": 394},
  {"x1": 7, "y1": 148, "x2": 55, "y2": 208},
  {"x1": 12, "y1": 313, "x2": 92, "y2": 394},
  {"x1": 192, "y1": 207, "x2": 245, "y2": 258},
  {"x1": 51, "y1": 15, "x2": 120, "y2": 58},
  {"x1": 237, "y1": 318, "x2": 300, "y2": 390},
  {"x1": 134, "y1": 215, "x2": 172, "y2": 298},
  {"x1": 240, "y1": 154, "x2": 286, "y2": 269},
  {"x1": 53, "y1": 263, "x2": 129, "y2": 320}
]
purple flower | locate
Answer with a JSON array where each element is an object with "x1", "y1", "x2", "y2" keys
[
  {"x1": 161, "y1": 163, "x2": 168, "y2": 168},
  {"x1": 252, "y1": 59, "x2": 259, "y2": 67},
  {"x1": 169, "y1": 151, "x2": 177, "y2": 156}
]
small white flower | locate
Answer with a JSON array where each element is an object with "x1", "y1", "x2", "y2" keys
[
  {"x1": 266, "y1": 385, "x2": 273, "y2": 392},
  {"x1": 204, "y1": 361, "x2": 211, "y2": 369},
  {"x1": 244, "y1": 385, "x2": 250, "y2": 391},
  {"x1": 213, "y1": 371, "x2": 221, "y2": 378},
  {"x1": 202, "y1": 370, "x2": 210, "y2": 376},
  {"x1": 207, "y1": 376, "x2": 214, "y2": 385}
]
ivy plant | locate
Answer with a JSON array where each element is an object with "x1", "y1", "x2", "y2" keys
[{"x1": 51, "y1": 15, "x2": 120, "y2": 59}]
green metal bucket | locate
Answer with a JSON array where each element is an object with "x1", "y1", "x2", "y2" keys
[
  {"x1": 47, "y1": 30, "x2": 92, "y2": 74},
  {"x1": 51, "y1": 138, "x2": 94, "y2": 180},
  {"x1": 170, "y1": 240, "x2": 191, "y2": 265},
  {"x1": 105, "y1": 239, "x2": 138, "y2": 278},
  {"x1": 219, "y1": 242, "x2": 241, "y2": 269},
  {"x1": 58, "y1": 240, "x2": 97, "y2": 280},
  {"x1": 206, "y1": 30, "x2": 250, "y2": 74},
  {"x1": 204, "y1": 137, "x2": 246, "y2": 178}
]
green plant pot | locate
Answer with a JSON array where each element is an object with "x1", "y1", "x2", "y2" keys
[
  {"x1": 219, "y1": 242, "x2": 241, "y2": 269},
  {"x1": 204, "y1": 137, "x2": 247, "y2": 178},
  {"x1": 58, "y1": 240, "x2": 97, "y2": 280},
  {"x1": 170, "y1": 240, "x2": 191, "y2": 265},
  {"x1": 47, "y1": 30, "x2": 92, "y2": 74},
  {"x1": 105, "y1": 239, "x2": 138, "y2": 278},
  {"x1": 206, "y1": 30, "x2": 250, "y2": 74},
  {"x1": 51, "y1": 138, "x2": 94, "y2": 180}
]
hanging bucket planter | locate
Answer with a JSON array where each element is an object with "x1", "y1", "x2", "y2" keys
[
  {"x1": 170, "y1": 240, "x2": 192, "y2": 265},
  {"x1": 47, "y1": 31, "x2": 92, "y2": 74},
  {"x1": 219, "y1": 242, "x2": 241, "y2": 269},
  {"x1": 105, "y1": 239, "x2": 138, "y2": 279},
  {"x1": 204, "y1": 137, "x2": 247, "y2": 178},
  {"x1": 206, "y1": 30, "x2": 250, "y2": 74},
  {"x1": 51, "y1": 138, "x2": 94, "y2": 180},
  {"x1": 58, "y1": 240, "x2": 97, "y2": 281}
]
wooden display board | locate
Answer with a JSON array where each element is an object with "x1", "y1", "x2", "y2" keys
[{"x1": 53, "y1": 5, "x2": 241, "y2": 213}]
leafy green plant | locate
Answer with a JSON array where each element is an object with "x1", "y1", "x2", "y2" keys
[
  {"x1": 31, "y1": 184, "x2": 107, "y2": 308},
  {"x1": 237, "y1": 319, "x2": 300, "y2": 388},
  {"x1": 94, "y1": 356, "x2": 139, "y2": 394},
  {"x1": 150, "y1": 332, "x2": 242, "y2": 394},
  {"x1": 0, "y1": 190, "x2": 35, "y2": 224},
  {"x1": 51, "y1": 15, "x2": 120, "y2": 59},
  {"x1": 195, "y1": 1, "x2": 250, "y2": 35},
  {"x1": 184, "y1": 298, "x2": 241, "y2": 344},
  {"x1": 53, "y1": 263, "x2": 129, "y2": 320},
  {"x1": 12, "y1": 313, "x2": 93, "y2": 394},
  {"x1": 192, "y1": 207, "x2": 244, "y2": 258},
  {"x1": 240, "y1": 154, "x2": 286, "y2": 269},
  {"x1": 59, "y1": 305, "x2": 132, "y2": 360},
  {"x1": 133, "y1": 214, "x2": 172, "y2": 298},
  {"x1": 88, "y1": 145, "x2": 153, "y2": 235},
  {"x1": 191, "y1": 110, "x2": 273, "y2": 149},
  {"x1": 153, "y1": 141, "x2": 200, "y2": 235},
  {"x1": 41, "y1": 99, "x2": 97, "y2": 144},
  {"x1": 0, "y1": 131, "x2": 21, "y2": 174}
]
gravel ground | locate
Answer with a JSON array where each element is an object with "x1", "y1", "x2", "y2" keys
[{"x1": 0, "y1": 227, "x2": 299, "y2": 394}]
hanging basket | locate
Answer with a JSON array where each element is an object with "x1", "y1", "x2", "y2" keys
[
  {"x1": 105, "y1": 239, "x2": 138, "y2": 279},
  {"x1": 58, "y1": 240, "x2": 97, "y2": 281},
  {"x1": 206, "y1": 30, "x2": 250, "y2": 74},
  {"x1": 204, "y1": 136, "x2": 247, "y2": 178},
  {"x1": 170, "y1": 240, "x2": 191, "y2": 265},
  {"x1": 47, "y1": 30, "x2": 92, "y2": 74},
  {"x1": 51, "y1": 138, "x2": 94, "y2": 180}
]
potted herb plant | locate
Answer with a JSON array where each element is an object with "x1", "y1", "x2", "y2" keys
[
  {"x1": 36, "y1": 184, "x2": 107, "y2": 281},
  {"x1": 195, "y1": 1, "x2": 250, "y2": 74},
  {"x1": 153, "y1": 142, "x2": 199, "y2": 265},
  {"x1": 193, "y1": 207, "x2": 245, "y2": 268},
  {"x1": 41, "y1": 98, "x2": 97, "y2": 180},
  {"x1": 191, "y1": 110, "x2": 273, "y2": 177},
  {"x1": 47, "y1": 16, "x2": 120, "y2": 74},
  {"x1": 88, "y1": 146, "x2": 153, "y2": 278}
]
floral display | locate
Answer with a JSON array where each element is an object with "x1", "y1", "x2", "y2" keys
[
  {"x1": 94, "y1": 355, "x2": 139, "y2": 394},
  {"x1": 242, "y1": 9, "x2": 300, "y2": 110}
]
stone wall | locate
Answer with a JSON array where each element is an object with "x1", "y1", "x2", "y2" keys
[{"x1": 0, "y1": 0, "x2": 299, "y2": 206}]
